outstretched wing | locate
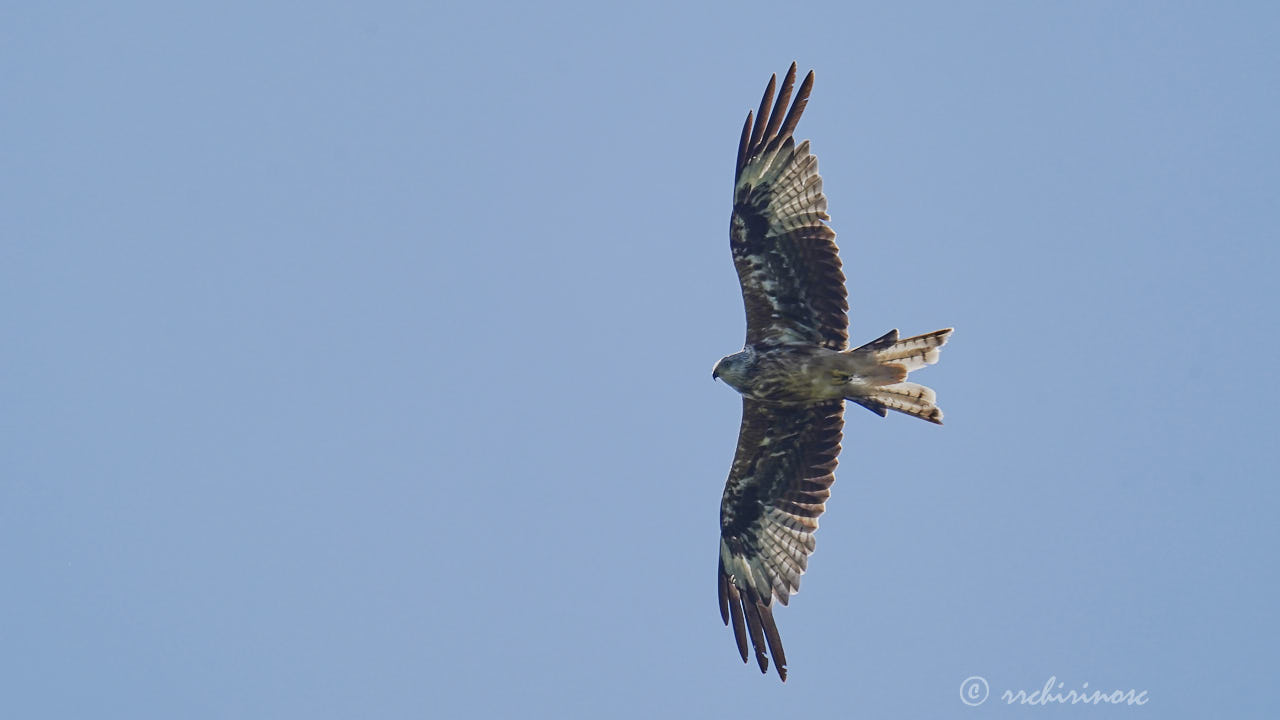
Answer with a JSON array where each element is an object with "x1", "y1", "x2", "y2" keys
[
  {"x1": 718, "y1": 398, "x2": 844, "y2": 680},
  {"x1": 731, "y1": 63, "x2": 848, "y2": 350}
]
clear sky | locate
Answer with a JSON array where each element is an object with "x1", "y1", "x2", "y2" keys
[{"x1": 4, "y1": 2, "x2": 1278, "y2": 718}]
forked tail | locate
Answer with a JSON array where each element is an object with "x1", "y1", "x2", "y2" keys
[{"x1": 843, "y1": 328, "x2": 952, "y2": 424}]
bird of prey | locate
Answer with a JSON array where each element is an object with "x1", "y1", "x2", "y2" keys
[{"x1": 713, "y1": 63, "x2": 952, "y2": 681}]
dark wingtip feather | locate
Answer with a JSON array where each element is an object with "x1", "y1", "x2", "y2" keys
[
  {"x1": 773, "y1": 69, "x2": 814, "y2": 148},
  {"x1": 717, "y1": 560, "x2": 730, "y2": 625},
  {"x1": 735, "y1": 111, "x2": 753, "y2": 181},
  {"x1": 737, "y1": 65, "x2": 818, "y2": 178},
  {"x1": 749, "y1": 74, "x2": 776, "y2": 152},
  {"x1": 741, "y1": 598, "x2": 771, "y2": 675},
  {"x1": 757, "y1": 67, "x2": 816, "y2": 162},
  {"x1": 758, "y1": 602, "x2": 788, "y2": 681},
  {"x1": 726, "y1": 582, "x2": 749, "y2": 663},
  {"x1": 760, "y1": 64, "x2": 798, "y2": 151}
]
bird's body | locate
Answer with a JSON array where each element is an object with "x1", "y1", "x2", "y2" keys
[
  {"x1": 713, "y1": 64, "x2": 952, "y2": 681},
  {"x1": 715, "y1": 344, "x2": 847, "y2": 403},
  {"x1": 713, "y1": 330, "x2": 949, "y2": 411}
]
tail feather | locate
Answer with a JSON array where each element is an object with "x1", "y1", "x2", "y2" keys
[
  {"x1": 845, "y1": 328, "x2": 952, "y2": 424},
  {"x1": 859, "y1": 382, "x2": 943, "y2": 424},
  {"x1": 871, "y1": 328, "x2": 952, "y2": 372}
]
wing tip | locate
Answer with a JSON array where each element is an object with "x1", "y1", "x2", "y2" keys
[
  {"x1": 721, "y1": 561, "x2": 791, "y2": 681},
  {"x1": 723, "y1": 571, "x2": 750, "y2": 663},
  {"x1": 741, "y1": 63, "x2": 818, "y2": 169},
  {"x1": 758, "y1": 600, "x2": 788, "y2": 681}
]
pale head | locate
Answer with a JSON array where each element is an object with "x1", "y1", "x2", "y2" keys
[{"x1": 711, "y1": 349, "x2": 753, "y2": 393}]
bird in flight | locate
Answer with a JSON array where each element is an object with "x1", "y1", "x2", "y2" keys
[{"x1": 713, "y1": 63, "x2": 952, "y2": 681}]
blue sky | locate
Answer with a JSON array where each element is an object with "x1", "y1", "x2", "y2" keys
[{"x1": 4, "y1": 2, "x2": 1278, "y2": 717}]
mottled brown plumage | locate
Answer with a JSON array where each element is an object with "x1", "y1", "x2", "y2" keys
[{"x1": 713, "y1": 64, "x2": 953, "y2": 681}]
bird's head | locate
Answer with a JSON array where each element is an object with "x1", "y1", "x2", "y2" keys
[{"x1": 712, "y1": 351, "x2": 751, "y2": 391}]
